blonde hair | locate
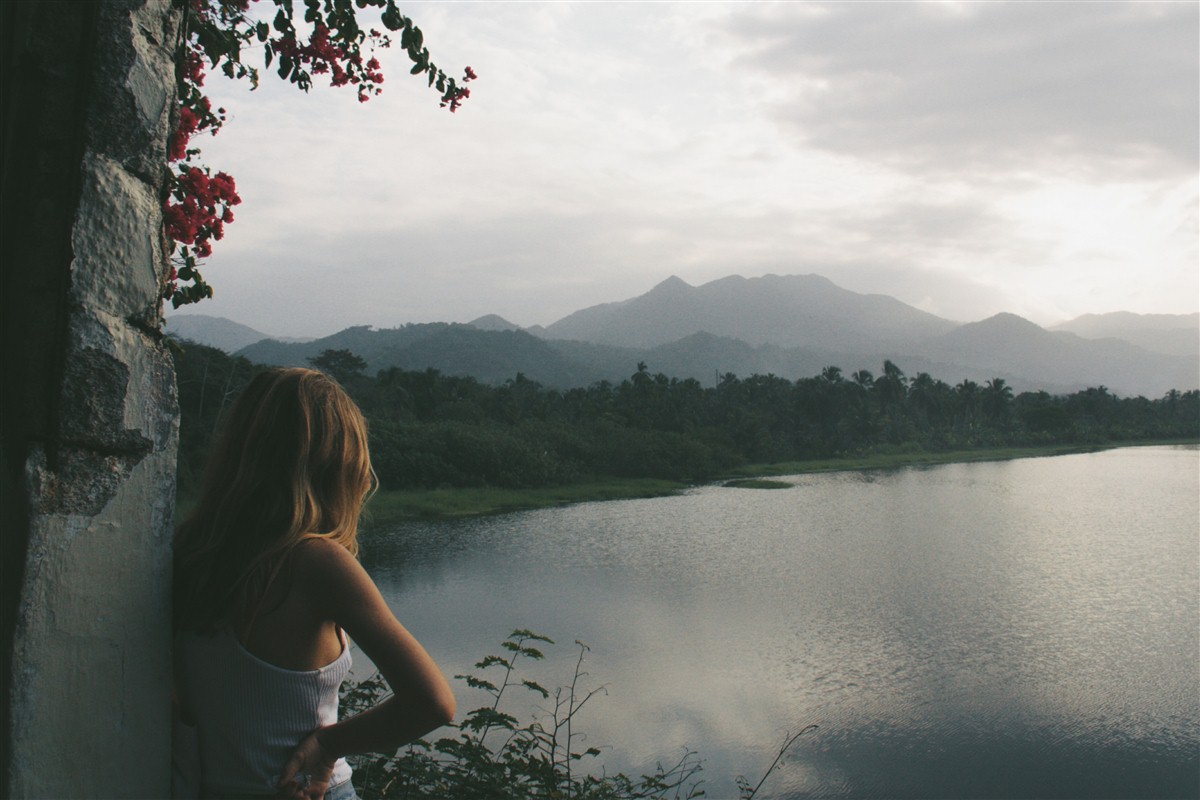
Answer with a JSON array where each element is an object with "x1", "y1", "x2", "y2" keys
[{"x1": 174, "y1": 367, "x2": 375, "y2": 633}]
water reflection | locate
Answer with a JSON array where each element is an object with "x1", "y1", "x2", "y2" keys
[{"x1": 361, "y1": 446, "x2": 1199, "y2": 799}]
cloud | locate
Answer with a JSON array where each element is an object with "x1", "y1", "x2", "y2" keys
[
  {"x1": 170, "y1": 2, "x2": 1198, "y2": 338},
  {"x1": 720, "y1": 2, "x2": 1199, "y2": 179}
]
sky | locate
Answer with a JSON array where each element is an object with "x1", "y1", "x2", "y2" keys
[{"x1": 168, "y1": 1, "x2": 1200, "y2": 339}]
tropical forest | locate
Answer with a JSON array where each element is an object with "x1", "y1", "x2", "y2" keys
[{"x1": 174, "y1": 340, "x2": 1199, "y2": 517}]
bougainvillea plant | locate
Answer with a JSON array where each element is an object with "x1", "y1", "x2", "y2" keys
[{"x1": 163, "y1": 0, "x2": 475, "y2": 307}]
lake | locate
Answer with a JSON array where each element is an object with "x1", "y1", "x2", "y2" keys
[{"x1": 359, "y1": 445, "x2": 1200, "y2": 799}]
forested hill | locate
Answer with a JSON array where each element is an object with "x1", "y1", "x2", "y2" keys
[
  {"x1": 238, "y1": 323, "x2": 600, "y2": 387},
  {"x1": 919, "y1": 313, "x2": 1198, "y2": 398},
  {"x1": 230, "y1": 318, "x2": 1196, "y2": 399},
  {"x1": 172, "y1": 340, "x2": 1200, "y2": 498},
  {"x1": 173, "y1": 274, "x2": 1199, "y2": 398}
]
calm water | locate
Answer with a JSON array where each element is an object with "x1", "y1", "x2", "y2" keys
[{"x1": 359, "y1": 446, "x2": 1200, "y2": 799}]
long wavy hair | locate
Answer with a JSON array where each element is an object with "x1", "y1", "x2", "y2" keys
[{"x1": 174, "y1": 367, "x2": 375, "y2": 634}]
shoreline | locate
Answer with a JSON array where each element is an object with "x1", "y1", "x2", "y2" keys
[{"x1": 361, "y1": 439, "x2": 1198, "y2": 526}]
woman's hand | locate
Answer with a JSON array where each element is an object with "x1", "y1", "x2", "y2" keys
[{"x1": 276, "y1": 729, "x2": 338, "y2": 800}]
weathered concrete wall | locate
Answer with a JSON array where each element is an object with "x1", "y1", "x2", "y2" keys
[{"x1": 1, "y1": 1, "x2": 180, "y2": 796}]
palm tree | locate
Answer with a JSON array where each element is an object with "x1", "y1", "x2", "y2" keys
[
  {"x1": 956, "y1": 379, "x2": 981, "y2": 433},
  {"x1": 875, "y1": 360, "x2": 907, "y2": 409},
  {"x1": 908, "y1": 372, "x2": 939, "y2": 428},
  {"x1": 843, "y1": 369, "x2": 877, "y2": 443},
  {"x1": 983, "y1": 378, "x2": 1013, "y2": 425}
]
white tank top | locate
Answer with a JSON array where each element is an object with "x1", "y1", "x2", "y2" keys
[{"x1": 175, "y1": 628, "x2": 353, "y2": 796}]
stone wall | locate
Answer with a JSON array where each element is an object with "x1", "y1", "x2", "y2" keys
[{"x1": 1, "y1": 1, "x2": 179, "y2": 796}]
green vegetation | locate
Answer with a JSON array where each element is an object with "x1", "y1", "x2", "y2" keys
[
  {"x1": 722, "y1": 479, "x2": 793, "y2": 489},
  {"x1": 723, "y1": 443, "x2": 1165, "y2": 479},
  {"x1": 173, "y1": 341, "x2": 1199, "y2": 518},
  {"x1": 357, "y1": 441, "x2": 1186, "y2": 523},
  {"x1": 341, "y1": 630, "x2": 812, "y2": 799},
  {"x1": 362, "y1": 479, "x2": 687, "y2": 523}
]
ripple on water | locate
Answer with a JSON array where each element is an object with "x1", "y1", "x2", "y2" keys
[{"x1": 363, "y1": 446, "x2": 1200, "y2": 799}]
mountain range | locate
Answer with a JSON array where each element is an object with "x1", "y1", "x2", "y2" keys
[{"x1": 165, "y1": 274, "x2": 1199, "y2": 398}]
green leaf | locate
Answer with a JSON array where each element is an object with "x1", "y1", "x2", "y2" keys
[
  {"x1": 460, "y1": 707, "x2": 518, "y2": 733},
  {"x1": 410, "y1": 62, "x2": 424, "y2": 75},
  {"x1": 457, "y1": 676, "x2": 498, "y2": 692},
  {"x1": 256, "y1": 22, "x2": 269, "y2": 42},
  {"x1": 520, "y1": 680, "x2": 549, "y2": 699},
  {"x1": 474, "y1": 655, "x2": 509, "y2": 670},
  {"x1": 273, "y1": 9, "x2": 289, "y2": 33}
]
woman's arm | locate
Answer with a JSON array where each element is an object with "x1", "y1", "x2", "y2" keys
[{"x1": 277, "y1": 539, "x2": 455, "y2": 799}]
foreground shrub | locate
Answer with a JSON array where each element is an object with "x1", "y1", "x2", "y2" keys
[{"x1": 341, "y1": 630, "x2": 815, "y2": 799}]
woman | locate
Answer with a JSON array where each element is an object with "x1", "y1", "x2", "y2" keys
[{"x1": 173, "y1": 368, "x2": 455, "y2": 799}]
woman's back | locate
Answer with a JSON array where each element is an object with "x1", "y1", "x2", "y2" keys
[
  {"x1": 234, "y1": 543, "x2": 345, "y2": 672},
  {"x1": 175, "y1": 542, "x2": 355, "y2": 796},
  {"x1": 175, "y1": 626, "x2": 352, "y2": 796},
  {"x1": 173, "y1": 369, "x2": 455, "y2": 799}
]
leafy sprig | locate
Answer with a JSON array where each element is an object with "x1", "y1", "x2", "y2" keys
[{"x1": 340, "y1": 629, "x2": 817, "y2": 799}]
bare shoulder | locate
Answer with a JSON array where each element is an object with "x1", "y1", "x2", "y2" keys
[
  {"x1": 290, "y1": 536, "x2": 382, "y2": 616},
  {"x1": 292, "y1": 538, "x2": 455, "y2": 729},
  {"x1": 292, "y1": 536, "x2": 359, "y2": 575}
]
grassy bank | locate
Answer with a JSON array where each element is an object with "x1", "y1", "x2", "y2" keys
[
  {"x1": 362, "y1": 478, "x2": 689, "y2": 525},
  {"x1": 726, "y1": 443, "x2": 1106, "y2": 479},
  {"x1": 360, "y1": 439, "x2": 1196, "y2": 525},
  {"x1": 723, "y1": 439, "x2": 1197, "y2": 480}
]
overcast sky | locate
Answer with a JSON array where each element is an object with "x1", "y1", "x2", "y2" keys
[{"x1": 168, "y1": 1, "x2": 1199, "y2": 339}]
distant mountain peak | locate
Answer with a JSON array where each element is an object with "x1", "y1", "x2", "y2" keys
[
  {"x1": 975, "y1": 312, "x2": 1042, "y2": 329},
  {"x1": 942, "y1": 313, "x2": 1048, "y2": 347},
  {"x1": 1052, "y1": 310, "x2": 1199, "y2": 358},
  {"x1": 544, "y1": 271, "x2": 957, "y2": 351},
  {"x1": 165, "y1": 313, "x2": 288, "y2": 352},
  {"x1": 758, "y1": 272, "x2": 824, "y2": 283},
  {"x1": 651, "y1": 275, "x2": 692, "y2": 292},
  {"x1": 468, "y1": 314, "x2": 521, "y2": 332}
]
